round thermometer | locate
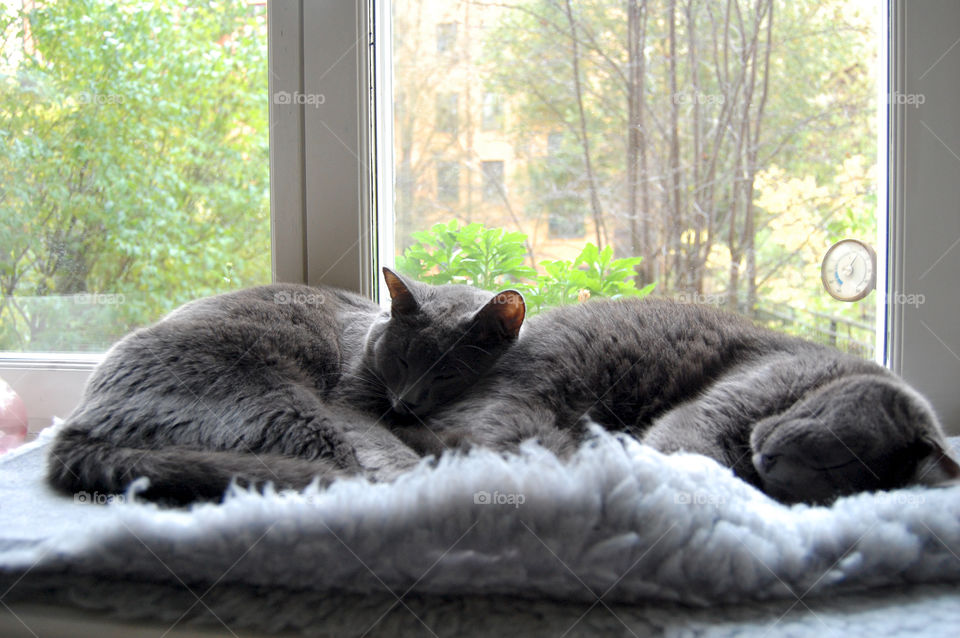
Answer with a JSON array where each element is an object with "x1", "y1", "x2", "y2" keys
[{"x1": 820, "y1": 239, "x2": 877, "y2": 302}]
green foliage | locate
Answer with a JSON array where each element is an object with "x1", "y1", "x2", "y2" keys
[
  {"x1": 397, "y1": 221, "x2": 537, "y2": 289},
  {"x1": 0, "y1": 0, "x2": 269, "y2": 351},
  {"x1": 523, "y1": 244, "x2": 654, "y2": 313},
  {"x1": 396, "y1": 222, "x2": 654, "y2": 314}
]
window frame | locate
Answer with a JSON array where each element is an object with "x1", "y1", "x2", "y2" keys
[
  {"x1": 3, "y1": 0, "x2": 960, "y2": 435},
  {"x1": 884, "y1": 0, "x2": 960, "y2": 432},
  {"x1": 0, "y1": 0, "x2": 388, "y2": 433}
]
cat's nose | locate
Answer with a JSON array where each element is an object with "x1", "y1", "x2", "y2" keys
[{"x1": 391, "y1": 397, "x2": 419, "y2": 416}]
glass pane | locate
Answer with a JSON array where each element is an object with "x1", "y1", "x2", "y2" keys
[
  {"x1": 0, "y1": 1, "x2": 270, "y2": 353},
  {"x1": 391, "y1": 0, "x2": 880, "y2": 359}
]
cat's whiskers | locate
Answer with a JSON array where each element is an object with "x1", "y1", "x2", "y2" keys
[
  {"x1": 460, "y1": 344, "x2": 494, "y2": 357},
  {"x1": 339, "y1": 368, "x2": 387, "y2": 392},
  {"x1": 449, "y1": 356, "x2": 479, "y2": 375}
]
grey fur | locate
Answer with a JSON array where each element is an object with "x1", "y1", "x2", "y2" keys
[
  {"x1": 412, "y1": 297, "x2": 960, "y2": 504},
  {"x1": 46, "y1": 269, "x2": 523, "y2": 504},
  {"x1": 47, "y1": 273, "x2": 959, "y2": 506}
]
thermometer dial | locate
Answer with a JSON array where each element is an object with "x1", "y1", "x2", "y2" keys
[{"x1": 820, "y1": 239, "x2": 876, "y2": 302}]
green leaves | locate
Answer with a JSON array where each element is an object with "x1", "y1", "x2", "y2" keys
[
  {"x1": 397, "y1": 221, "x2": 654, "y2": 314},
  {"x1": 520, "y1": 242, "x2": 654, "y2": 313},
  {"x1": 0, "y1": 0, "x2": 270, "y2": 351},
  {"x1": 397, "y1": 221, "x2": 537, "y2": 289}
]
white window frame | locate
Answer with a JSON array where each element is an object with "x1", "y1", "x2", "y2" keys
[
  {"x1": 885, "y1": 0, "x2": 960, "y2": 433},
  {"x1": 3, "y1": 0, "x2": 960, "y2": 435}
]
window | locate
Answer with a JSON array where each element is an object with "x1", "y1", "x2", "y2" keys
[
  {"x1": 5, "y1": 2, "x2": 960, "y2": 437},
  {"x1": 392, "y1": 0, "x2": 881, "y2": 358},
  {"x1": 380, "y1": 0, "x2": 960, "y2": 428},
  {"x1": 437, "y1": 22, "x2": 457, "y2": 54},
  {"x1": 481, "y1": 160, "x2": 505, "y2": 203},
  {"x1": 482, "y1": 92, "x2": 504, "y2": 131},
  {"x1": 436, "y1": 160, "x2": 460, "y2": 203},
  {"x1": 435, "y1": 92, "x2": 458, "y2": 136}
]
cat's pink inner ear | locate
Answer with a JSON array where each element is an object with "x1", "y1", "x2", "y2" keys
[
  {"x1": 382, "y1": 267, "x2": 418, "y2": 315},
  {"x1": 489, "y1": 290, "x2": 525, "y2": 338}
]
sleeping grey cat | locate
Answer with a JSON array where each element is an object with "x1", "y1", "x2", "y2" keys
[
  {"x1": 408, "y1": 297, "x2": 960, "y2": 504},
  {"x1": 46, "y1": 268, "x2": 524, "y2": 504}
]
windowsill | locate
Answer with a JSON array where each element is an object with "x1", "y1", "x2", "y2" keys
[
  {"x1": 0, "y1": 352, "x2": 105, "y2": 370},
  {"x1": 0, "y1": 354, "x2": 99, "y2": 434}
]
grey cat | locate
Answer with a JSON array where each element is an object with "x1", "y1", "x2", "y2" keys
[
  {"x1": 406, "y1": 297, "x2": 960, "y2": 504},
  {"x1": 49, "y1": 271, "x2": 959, "y2": 506},
  {"x1": 46, "y1": 268, "x2": 524, "y2": 504}
]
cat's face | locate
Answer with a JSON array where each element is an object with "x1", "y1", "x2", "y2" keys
[
  {"x1": 750, "y1": 374, "x2": 960, "y2": 504},
  {"x1": 365, "y1": 268, "x2": 525, "y2": 418}
]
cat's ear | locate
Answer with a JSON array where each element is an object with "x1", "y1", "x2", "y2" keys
[
  {"x1": 382, "y1": 267, "x2": 418, "y2": 316},
  {"x1": 475, "y1": 290, "x2": 525, "y2": 339}
]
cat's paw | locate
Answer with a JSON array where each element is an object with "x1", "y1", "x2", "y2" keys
[
  {"x1": 284, "y1": 418, "x2": 361, "y2": 471},
  {"x1": 751, "y1": 424, "x2": 873, "y2": 504},
  {"x1": 750, "y1": 374, "x2": 959, "y2": 504}
]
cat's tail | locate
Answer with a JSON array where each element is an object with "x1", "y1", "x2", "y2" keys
[{"x1": 46, "y1": 426, "x2": 348, "y2": 506}]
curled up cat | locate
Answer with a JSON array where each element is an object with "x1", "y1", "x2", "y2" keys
[{"x1": 46, "y1": 269, "x2": 525, "y2": 505}]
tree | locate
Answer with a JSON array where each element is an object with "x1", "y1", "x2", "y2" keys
[
  {"x1": 480, "y1": 0, "x2": 876, "y2": 320},
  {"x1": 0, "y1": 0, "x2": 269, "y2": 351}
]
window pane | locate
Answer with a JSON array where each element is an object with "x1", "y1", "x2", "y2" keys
[
  {"x1": 481, "y1": 92, "x2": 503, "y2": 131},
  {"x1": 0, "y1": 1, "x2": 269, "y2": 353},
  {"x1": 437, "y1": 22, "x2": 458, "y2": 54},
  {"x1": 391, "y1": 0, "x2": 879, "y2": 359}
]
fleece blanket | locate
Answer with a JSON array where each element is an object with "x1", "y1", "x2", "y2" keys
[{"x1": 1, "y1": 422, "x2": 959, "y2": 636}]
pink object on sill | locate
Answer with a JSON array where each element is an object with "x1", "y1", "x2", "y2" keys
[{"x1": 0, "y1": 377, "x2": 28, "y2": 454}]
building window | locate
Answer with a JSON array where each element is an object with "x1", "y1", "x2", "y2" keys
[
  {"x1": 481, "y1": 93, "x2": 503, "y2": 131},
  {"x1": 437, "y1": 22, "x2": 457, "y2": 54},
  {"x1": 436, "y1": 92, "x2": 458, "y2": 136},
  {"x1": 437, "y1": 160, "x2": 460, "y2": 203},
  {"x1": 482, "y1": 160, "x2": 504, "y2": 203}
]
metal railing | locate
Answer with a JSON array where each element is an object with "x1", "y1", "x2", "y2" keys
[{"x1": 755, "y1": 303, "x2": 875, "y2": 359}]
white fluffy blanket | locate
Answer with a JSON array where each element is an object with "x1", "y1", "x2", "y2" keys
[{"x1": 1, "y1": 422, "x2": 960, "y2": 635}]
